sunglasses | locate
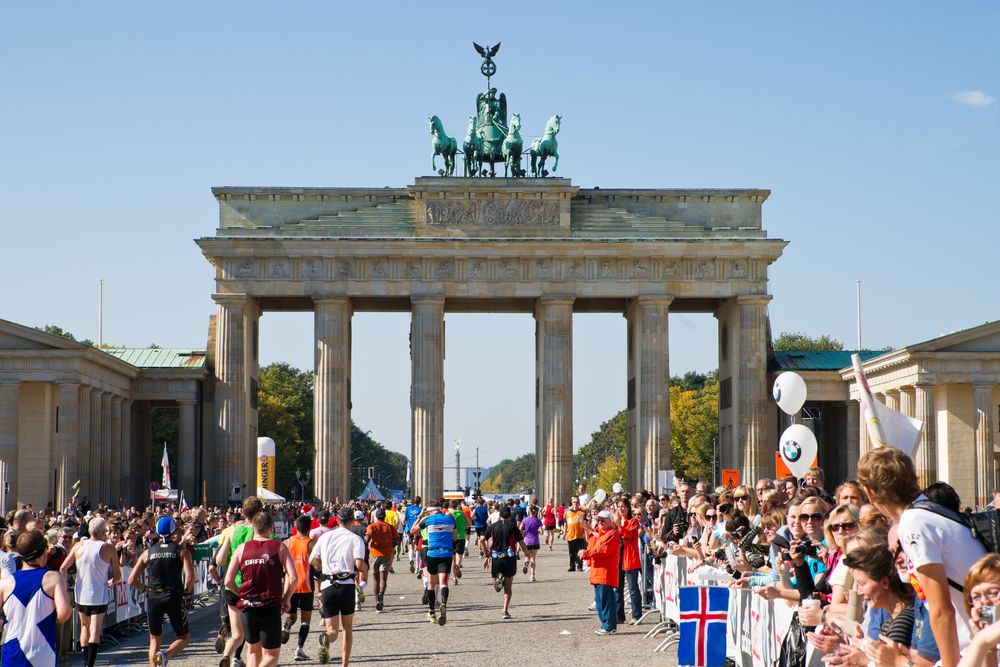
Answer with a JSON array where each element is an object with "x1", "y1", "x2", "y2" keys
[
  {"x1": 829, "y1": 522, "x2": 857, "y2": 532},
  {"x1": 734, "y1": 496, "x2": 749, "y2": 501},
  {"x1": 705, "y1": 513, "x2": 716, "y2": 519},
  {"x1": 799, "y1": 513, "x2": 827, "y2": 522}
]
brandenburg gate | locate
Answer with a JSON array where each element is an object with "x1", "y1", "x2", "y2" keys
[{"x1": 196, "y1": 177, "x2": 786, "y2": 503}]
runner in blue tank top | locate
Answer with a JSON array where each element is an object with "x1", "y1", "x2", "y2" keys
[
  {"x1": 403, "y1": 497, "x2": 423, "y2": 573},
  {"x1": 410, "y1": 501, "x2": 457, "y2": 626}
]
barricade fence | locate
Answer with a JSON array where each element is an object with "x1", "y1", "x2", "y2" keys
[{"x1": 650, "y1": 555, "x2": 799, "y2": 667}]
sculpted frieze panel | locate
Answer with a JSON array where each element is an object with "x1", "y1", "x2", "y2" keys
[
  {"x1": 302, "y1": 259, "x2": 324, "y2": 280},
  {"x1": 234, "y1": 259, "x2": 257, "y2": 279},
  {"x1": 425, "y1": 199, "x2": 559, "y2": 226},
  {"x1": 268, "y1": 260, "x2": 290, "y2": 279}
]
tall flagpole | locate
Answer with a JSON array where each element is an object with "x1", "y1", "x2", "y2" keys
[
  {"x1": 856, "y1": 280, "x2": 862, "y2": 350},
  {"x1": 99, "y1": 279, "x2": 104, "y2": 348}
]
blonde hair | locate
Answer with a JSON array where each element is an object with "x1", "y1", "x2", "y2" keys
[
  {"x1": 823, "y1": 503, "x2": 860, "y2": 549},
  {"x1": 733, "y1": 485, "x2": 760, "y2": 517}
]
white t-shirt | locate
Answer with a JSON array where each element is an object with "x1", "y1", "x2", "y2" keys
[
  {"x1": 310, "y1": 526, "x2": 365, "y2": 589},
  {"x1": 898, "y1": 495, "x2": 986, "y2": 650},
  {"x1": 579, "y1": 493, "x2": 592, "y2": 507},
  {"x1": 487, "y1": 511, "x2": 500, "y2": 526}
]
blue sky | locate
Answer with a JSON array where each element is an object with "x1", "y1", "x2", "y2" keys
[{"x1": 2, "y1": 3, "x2": 997, "y2": 470}]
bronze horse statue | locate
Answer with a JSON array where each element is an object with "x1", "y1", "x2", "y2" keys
[{"x1": 429, "y1": 115, "x2": 457, "y2": 176}]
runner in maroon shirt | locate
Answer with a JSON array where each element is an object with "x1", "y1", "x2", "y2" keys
[{"x1": 224, "y1": 512, "x2": 297, "y2": 667}]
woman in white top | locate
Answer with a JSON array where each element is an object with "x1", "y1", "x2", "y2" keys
[{"x1": 61, "y1": 517, "x2": 121, "y2": 667}]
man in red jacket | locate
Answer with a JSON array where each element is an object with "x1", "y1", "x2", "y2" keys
[{"x1": 579, "y1": 510, "x2": 621, "y2": 635}]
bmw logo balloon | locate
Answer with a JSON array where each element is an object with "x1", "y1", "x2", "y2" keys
[{"x1": 778, "y1": 424, "x2": 817, "y2": 478}]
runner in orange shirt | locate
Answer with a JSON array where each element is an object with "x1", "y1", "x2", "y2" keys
[
  {"x1": 365, "y1": 508, "x2": 398, "y2": 613},
  {"x1": 283, "y1": 515, "x2": 317, "y2": 662}
]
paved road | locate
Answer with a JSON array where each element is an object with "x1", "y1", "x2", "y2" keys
[{"x1": 68, "y1": 541, "x2": 675, "y2": 665}]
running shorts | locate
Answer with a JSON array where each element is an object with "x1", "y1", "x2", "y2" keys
[
  {"x1": 544, "y1": 524, "x2": 556, "y2": 532},
  {"x1": 320, "y1": 584, "x2": 356, "y2": 618},
  {"x1": 475, "y1": 527, "x2": 487, "y2": 537},
  {"x1": 224, "y1": 589, "x2": 240, "y2": 608},
  {"x1": 76, "y1": 603, "x2": 109, "y2": 616},
  {"x1": 424, "y1": 555, "x2": 453, "y2": 576},
  {"x1": 289, "y1": 592, "x2": 314, "y2": 613},
  {"x1": 453, "y1": 539, "x2": 466, "y2": 554},
  {"x1": 147, "y1": 593, "x2": 189, "y2": 637},
  {"x1": 526, "y1": 544, "x2": 540, "y2": 551},
  {"x1": 243, "y1": 604, "x2": 282, "y2": 649},
  {"x1": 491, "y1": 555, "x2": 517, "y2": 578},
  {"x1": 371, "y1": 556, "x2": 392, "y2": 573}
]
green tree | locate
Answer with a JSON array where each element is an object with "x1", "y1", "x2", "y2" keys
[
  {"x1": 670, "y1": 377, "x2": 719, "y2": 482},
  {"x1": 349, "y1": 424, "x2": 408, "y2": 498},
  {"x1": 594, "y1": 454, "x2": 626, "y2": 493},
  {"x1": 37, "y1": 324, "x2": 94, "y2": 347},
  {"x1": 150, "y1": 407, "x2": 178, "y2": 485},
  {"x1": 480, "y1": 453, "x2": 537, "y2": 494},
  {"x1": 257, "y1": 363, "x2": 315, "y2": 497},
  {"x1": 574, "y1": 411, "x2": 626, "y2": 489},
  {"x1": 772, "y1": 332, "x2": 844, "y2": 352}
]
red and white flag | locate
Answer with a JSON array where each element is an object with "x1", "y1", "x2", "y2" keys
[
  {"x1": 851, "y1": 354, "x2": 923, "y2": 456},
  {"x1": 179, "y1": 490, "x2": 189, "y2": 511},
  {"x1": 161, "y1": 443, "x2": 172, "y2": 490}
]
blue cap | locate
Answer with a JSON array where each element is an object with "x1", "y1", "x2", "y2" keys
[{"x1": 156, "y1": 517, "x2": 177, "y2": 536}]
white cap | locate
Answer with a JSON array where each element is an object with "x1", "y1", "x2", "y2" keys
[
  {"x1": 353, "y1": 510, "x2": 364, "y2": 520},
  {"x1": 597, "y1": 510, "x2": 613, "y2": 520}
]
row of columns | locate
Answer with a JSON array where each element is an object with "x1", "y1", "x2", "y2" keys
[{"x1": 859, "y1": 381, "x2": 996, "y2": 506}]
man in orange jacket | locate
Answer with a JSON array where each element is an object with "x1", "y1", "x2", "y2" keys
[{"x1": 579, "y1": 510, "x2": 621, "y2": 635}]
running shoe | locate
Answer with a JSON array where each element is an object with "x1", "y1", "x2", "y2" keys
[
  {"x1": 529, "y1": 575, "x2": 536, "y2": 582},
  {"x1": 588, "y1": 601, "x2": 598, "y2": 612},
  {"x1": 317, "y1": 633, "x2": 330, "y2": 664},
  {"x1": 294, "y1": 648, "x2": 309, "y2": 662},
  {"x1": 522, "y1": 564, "x2": 528, "y2": 574},
  {"x1": 218, "y1": 659, "x2": 230, "y2": 667},
  {"x1": 595, "y1": 628, "x2": 613, "y2": 636},
  {"x1": 376, "y1": 595, "x2": 384, "y2": 612},
  {"x1": 502, "y1": 610, "x2": 512, "y2": 619},
  {"x1": 232, "y1": 658, "x2": 246, "y2": 667},
  {"x1": 154, "y1": 650, "x2": 168, "y2": 666},
  {"x1": 427, "y1": 611, "x2": 437, "y2": 623},
  {"x1": 438, "y1": 603, "x2": 447, "y2": 626},
  {"x1": 454, "y1": 566, "x2": 462, "y2": 579},
  {"x1": 356, "y1": 584, "x2": 366, "y2": 604},
  {"x1": 215, "y1": 627, "x2": 227, "y2": 654},
  {"x1": 416, "y1": 568, "x2": 423, "y2": 579},
  {"x1": 493, "y1": 573, "x2": 505, "y2": 592},
  {"x1": 281, "y1": 617, "x2": 292, "y2": 644},
  {"x1": 409, "y1": 561, "x2": 415, "y2": 573}
]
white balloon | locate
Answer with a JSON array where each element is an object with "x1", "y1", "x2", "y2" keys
[
  {"x1": 593, "y1": 488, "x2": 608, "y2": 504},
  {"x1": 773, "y1": 371, "x2": 808, "y2": 415},
  {"x1": 778, "y1": 424, "x2": 818, "y2": 479},
  {"x1": 612, "y1": 482, "x2": 623, "y2": 494}
]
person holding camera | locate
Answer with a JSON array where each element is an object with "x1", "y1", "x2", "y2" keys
[
  {"x1": 614, "y1": 498, "x2": 643, "y2": 625},
  {"x1": 957, "y1": 553, "x2": 1000, "y2": 667}
]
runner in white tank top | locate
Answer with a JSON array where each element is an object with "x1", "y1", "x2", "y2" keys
[{"x1": 61, "y1": 517, "x2": 121, "y2": 667}]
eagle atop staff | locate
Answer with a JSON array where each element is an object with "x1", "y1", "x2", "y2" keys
[{"x1": 473, "y1": 42, "x2": 501, "y2": 59}]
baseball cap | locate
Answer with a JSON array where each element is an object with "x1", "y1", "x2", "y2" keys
[
  {"x1": 597, "y1": 510, "x2": 613, "y2": 520},
  {"x1": 337, "y1": 507, "x2": 355, "y2": 524},
  {"x1": 375, "y1": 508, "x2": 386, "y2": 521},
  {"x1": 156, "y1": 516, "x2": 177, "y2": 536},
  {"x1": 353, "y1": 510, "x2": 364, "y2": 521}
]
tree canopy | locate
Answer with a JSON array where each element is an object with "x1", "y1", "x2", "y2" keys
[
  {"x1": 38, "y1": 324, "x2": 94, "y2": 347},
  {"x1": 772, "y1": 331, "x2": 844, "y2": 352}
]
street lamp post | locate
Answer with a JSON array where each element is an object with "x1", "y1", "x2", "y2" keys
[{"x1": 295, "y1": 468, "x2": 311, "y2": 502}]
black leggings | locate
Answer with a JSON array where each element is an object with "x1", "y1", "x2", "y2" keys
[{"x1": 568, "y1": 539, "x2": 586, "y2": 570}]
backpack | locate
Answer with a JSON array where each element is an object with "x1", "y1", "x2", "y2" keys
[{"x1": 908, "y1": 500, "x2": 1000, "y2": 590}]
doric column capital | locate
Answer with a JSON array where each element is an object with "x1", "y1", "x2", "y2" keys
[
  {"x1": 56, "y1": 381, "x2": 80, "y2": 389},
  {"x1": 633, "y1": 295, "x2": 673, "y2": 307},
  {"x1": 176, "y1": 399, "x2": 197, "y2": 406},
  {"x1": 736, "y1": 294, "x2": 773, "y2": 306},
  {"x1": 313, "y1": 296, "x2": 351, "y2": 308},
  {"x1": 410, "y1": 295, "x2": 446, "y2": 306},
  {"x1": 913, "y1": 374, "x2": 935, "y2": 388},
  {"x1": 972, "y1": 377, "x2": 995, "y2": 389},
  {"x1": 212, "y1": 293, "x2": 249, "y2": 307}
]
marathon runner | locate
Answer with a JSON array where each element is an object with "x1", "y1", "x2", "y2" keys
[
  {"x1": 224, "y1": 511, "x2": 297, "y2": 667},
  {"x1": 310, "y1": 507, "x2": 367, "y2": 666},
  {"x1": 402, "y1": 497, "x2": 422, "y2": 573},
  {"x1": 449, "y1": 499, "x2": 467, "y2": 582},
  {"x1": 365, "y1": 507, "x2": 397, "y2": 612},
  {"x1": 128, "y1": 517, "x2": 195, "y2": 666},
  {"x1": 282, "y1": 515, "x2": 316, "y2": 662},
  {"x1": 1, "y1": 531, "x2": 72, "y2": 666},
  {"x1": 348, "y1": 510, "x2": 369, "y2": 611},
  {"x1": 309, "y1": 509, "x2": 336, "y2": 540},
  {"x1": 520, "y1": 505, "x2": 543, "y2": 582},
  {"x1": 472, "y1": 497, "x2": 489, "y2": 558},
  {"x1": 61, "y1": 517, "x2": 121, "y2": 667},
  {"x1": 542, "y1": 498, "x2": 557, "y2": 550},
  {"x1": 482, "y1": 505, "x2": 528, "y2": 619},
  {"x1": 215, "y1": 496, "x2": 266, "y2": 667},
  {"x1": 410, "y1": 500, "x2": 457, "y2": 626}
]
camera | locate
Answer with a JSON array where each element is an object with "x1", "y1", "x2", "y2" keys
[
  {"x1": 793, "y1": 541, "x2": 818, "y2": 558},
  {"x1": 982, "y1": 606, "x2": 998, "y2": 625},
  {"x1": 738, "y1": 524, "x2": 763, "y2": 552},
  {"x1": 713, "y1": 549, "x2": 727, "y2": 561},
  {"x1": 746, "y1": 552, "x2": 767, "y2": 570}
]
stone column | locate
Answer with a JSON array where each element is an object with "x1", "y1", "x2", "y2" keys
[
  {"x1": 737, "y1": 296, "x2": 772, "y2": 482},
  {"x1": 884, "y1": 390, "x2": 899, "y2": 413},
  {"x1": 88, "y1": 389, "x2": 102, "y2": 504},
  {"x1": 411, "y1": 297, "x2": 445, "y2": 503},
  {"x1": 314, "y1": 297, "x2": 352, "y2": 502},
  {"x1": 178, "y1": 399, "x2": 197, "y2": 499},
  {"x1": 899, "y1": 387, "x2": 915, "y2": 418},
  {"x1": 110, "y1": 395, "x2": 122, "y2": 505},
  {"x1": 845, "y1": 401, "x2": 860, "y2": 478},
  {"x1": 914, "y1": 381, "x2": 936, "y2": 486},
  {"x1": 101, "y1": 392, "x2": 113, "y2": 502},
  {"x1": 535, "y1": 297, "x2": 574, "y2": 506},
  {"x1": 626, "y1": 297, "x2": 671, "y2": 493},
  {"x1": 213, "y1": 294, "x2": 249, "y2": 503},
  {"x1": 974, "y1": 382, "x2": 996, "y2": 508},
  {"x1": 76, "y1": 386, "x2": 92, "y2": 504},
  {"x1": 0, "y1": 382, "x2": 20, "y2": 513},
  {"x1": 56, "y1": 382, "x2": 80, "y2": 510},
  {"x1": 120, "y1": 398, "x2": 133, "y2": 505}
]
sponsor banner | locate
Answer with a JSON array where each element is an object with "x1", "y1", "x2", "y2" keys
[{"x1": 257, "y1": 437, "x2": 276, "y2": 492}]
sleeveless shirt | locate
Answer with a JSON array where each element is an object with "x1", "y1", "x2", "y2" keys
[
  {"x1": 74, "y1": 540, "x2": 110, "y2": 606},
  {"x1": 2, "y1": 568, "x2": 57, "y2": 666},
  {"x1": 146, "y1": 540, "x2": 183, "y2": 597},
  {"x1": 288, "y1": 535, "x2": 313, "y2": 594},
  {"x1": 237, "y1": 539, "x2": 282, "y2": 609}
]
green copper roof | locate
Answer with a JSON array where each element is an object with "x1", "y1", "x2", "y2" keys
[
  {"x1": 771, "y1": 350, "x2": 882, "y2": 372},
  {"x1": 102, "y1": 348, "x2": 207, "y2": 369}
]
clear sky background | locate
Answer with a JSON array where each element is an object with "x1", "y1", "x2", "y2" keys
[{"x1": 2, "y1": 3, "x2": 998, "y2": 471}]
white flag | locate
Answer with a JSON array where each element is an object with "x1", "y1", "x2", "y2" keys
[
  {"x1": 161, "y1": 444, "x2": 172, "y2": 490},
  {"x1": 851, "y1": 354, "x2": 923, "y2": 456},
  {"x1": 406, "y1": 461, "x2": 412, "y2": 484}
]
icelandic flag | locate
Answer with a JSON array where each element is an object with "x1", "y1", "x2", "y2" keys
[{"x1": 678, "y1": 586, "x2": 729, "y2": 667}]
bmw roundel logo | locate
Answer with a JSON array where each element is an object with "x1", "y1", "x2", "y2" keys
[{"x1": 782, "y1": 439, "x2": 802, "y2": 462}]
